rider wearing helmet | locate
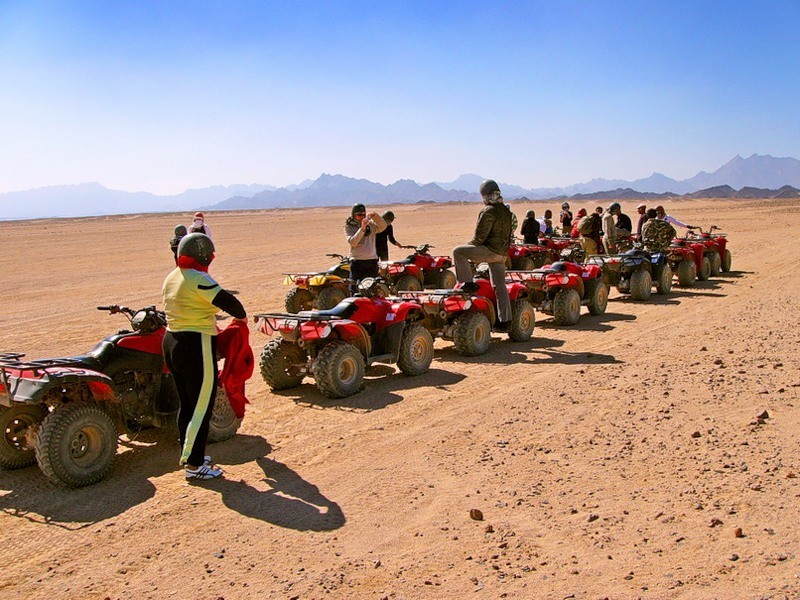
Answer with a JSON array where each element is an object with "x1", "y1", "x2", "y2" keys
[
  {"x1": 374, "y1": 210, "x2": 408, "y2": 261},
  {"x1": 169, "y1": 224, "x2": 188, "y2": 264},
  {"x1": 559, "y1": 202, "x2": 573, "y2": 236},
  {"x1": 187, "y1": 212, "x2": 212, "y2": 239},
  {"x1": 520, "y1": 209, "x2": 540, "y2": 244},
  {"x1": 161, "y1": 233, "x2": 246, "y2": 481},
  {"x1": 452, "y1": 179, "x2": 513, "y2": 332}
]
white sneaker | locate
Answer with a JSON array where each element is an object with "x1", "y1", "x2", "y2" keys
[{"x1": 185, "y1": 464, "x2": 223, "y2": 480}]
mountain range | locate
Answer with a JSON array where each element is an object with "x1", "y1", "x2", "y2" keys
[{"x1": 2, "y1": 154, "x2": 800, "y2": 220}]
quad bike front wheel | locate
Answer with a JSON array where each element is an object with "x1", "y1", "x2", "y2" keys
[
  {"x1": 260, "y1": 339, "x2": 307, "y2": 391},
  {"x1": 709, "y1": 251, "x2": 722, "y2": 276},
  {"x1": 553, "y1": 288, "x2": 581, "y2": 325},
  {"x1": 655, "y1": 264, "x2": 673, "y2": 294},
  {"x1": 285, "y1": 287, "x2": 314, "y2": 313},
  {"x1": 509, "y1": 298, "x2": 535, "y2": 341},
  {"x1": 697, "y1": 256, "x2": 712, "y2": 281},
  {"x1": 397, "y1": 323, "x2": 434, "y2": 376},
  {"x1": 676, "y1": 259, "x2": 696, "y2": 287},
  {"x1": 315, "y1": 286, "x2": 347, "y2": 310},
  {"x1": 35, "y1": 402, "x2": 118, "y2": 488},
  {"x1": 629, "y1": 270, "x2": 653, "y2": 301},
  {"x1": 395, "y1": 274, "x2": 422, "y2": 291},
  {"x1": 586, "y1": 281, "x2": 609, "y2": 315},
  {"x1": 0, "y1": 404, "x2": 48, "y2": 469},
  {"x1": 453, "y1": 312, "x2": 492, "y2": 356},
  {"x1": 313, "y1": 341, "x2": 365, "y2": 399},
  {"x1": 207, "y1": 388, "x2": 241, "y2": 443}
]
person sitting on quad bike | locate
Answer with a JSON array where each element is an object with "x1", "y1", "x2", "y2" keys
[
  {"x1": 520, "y1": 210, "x2": 540, "y2": 244},
  {"x1": 169, "y1": 224, "x2": 187, "y2": 264},
  {"x1": 640, "y1": 208, "x2": 677, "y2": 253},
  {"x1": 162, "y1": 233, "x2": 247, "y2": 481},
  {"x1": 452, "y1": 179, "x2": 514, "y2": 333},
  {"x1": 375, "y1": 210, "x2": 410, "y2": 261},
  {"x1": 570, "y1": 208, "x2": 587, "y2": 238},
  {"x1": 655, "y1": 205, "x2": 694, "y2": 231},
  {"x1": 345, "y1": 203, "x2": 387, "y2": 292}
]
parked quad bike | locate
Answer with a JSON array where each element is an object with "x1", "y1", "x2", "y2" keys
[
  {"x1": 378, "y1": 243, "x2": 456, "y2": 292},
  {"x1": 507, "y1": 240, "x2": 561, "y2": 270},
  {"x1": 587, "y1": 248, "x2": 668, "y2": 301},
  {"x1": 665, "y1": 238, "x2": 699, "y2": 287},
  {"x1": 0, "y1": 305, "x2": 240, "y2": 488},
  {"x1": 396, "y1": 279, "x2": 535, "y2": 356},
  {"x1": 282, "y1": 253, "x2": 352, "y2": 313},
  {"x1": 506, "y1": 260, "x2": 608, "y2": 326},
  {"x1": 256, "y1": 278, "x2": 434, "y2": 399},
  {"x1": 688, "y1": 226, "x2": 731, "y2": 276}
]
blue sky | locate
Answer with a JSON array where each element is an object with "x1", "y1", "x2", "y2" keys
[{"x1": 1, "y1": 0, "x2": 798, "y2": 194}]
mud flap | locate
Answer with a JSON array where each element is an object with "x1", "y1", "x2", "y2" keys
[{"x1": 384, "y1": 322, "x2": 407, "y2": 363}]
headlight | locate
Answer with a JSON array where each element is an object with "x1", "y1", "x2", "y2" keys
[{"x1": 463, "y1": 299, "x2": 472, "y2": 310}]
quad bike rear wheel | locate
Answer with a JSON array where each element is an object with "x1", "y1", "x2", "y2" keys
[
  {"x1": 722, "y1": 250, "x2": 732, "y2": 272},
  {"x1": 509, "y1": 298, "x2": 535, "y2": 341},
  {"x1": 453, "y1": 312, "x2": 492, "y2": 356},
  {"x1": 285, "y1": 287, "x2": 314, "y2": 313},
  {"x1": 676, "y1": 259, "x2": 696, "y2": 287},
  {"x1": 395, "y1": 274, "x2": 423, "y2": 291},
  {"x1": 553, "y1": 288, "x2": 581, "y2": 326},
  {"x1": 655, "y1": 264, "x2": 673, "y2": 294},
  {"x1": 586, "y1": 281, "x2": 609, "y2": 315},
  {"x1": 315, "y1": 286, "x2": 347, "y2": 310},
  {"x1": 313, "y1": 341, "x2": 365, "y2": 399},
  {"x1": 709, "y1": 251, "x2": 722, "y2": 276},
  {"x1": 697, "y1": 256, "x2": 711, "y2": 281},
  {"x1": 397, "y1": 323, "x2": 434, "y2": 375},
  {"x1": 260, "y1": 339, "x2": 307, "y2": 391},
  {"x1": 0, "y1": 404, "x2": 48, "y2": 469},
  {"x1": 629, "y1": 270, "x2": 653, "y2": 301},
  {"x1": 207, "y1": 388, "x2": 241, "y2": 443},
  {"x1": 35, "y1": 402, "x2": 118, "y2": 488},
  {"x1": 437, "y1": 269, "x2": 457, "y2": 289}
]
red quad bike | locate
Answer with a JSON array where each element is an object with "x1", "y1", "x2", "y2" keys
[
  {"x1": 507, "y1": 239, "x2": 560, "y2": 270},
  {"x1": 255, "y1": 278, "x2": 434, "y2": 399},
  {"x1": 506, "y1": 260, "x2": 608, "y2": 326},
  {"x1": 586, "y1": 251, "x2": 656, "y2": 301},
  {"x1": 378, "y1": 243, "x2": 456, "y2": 292},
  {"x1": 396, "y1": 280, "x2": 536, "y2": 356},
  {"x1": 0, "y1": 305, "x2": 240, "y2": 488},
  {"x1": 282, "y1": 253, "x2": 352, "y2": 313},
  {"x1": 666, "y1": 237, "x2": 699, "y2": 287},
  {"x1": 688, "y1": 226, "x2": 731, "y2": 276},
  {"x1": 670, "y1": 233, "x2": 714, "y2": 282}
]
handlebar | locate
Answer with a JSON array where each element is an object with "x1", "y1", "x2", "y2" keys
[{"x1": 325, "y1": 253, "x2": 348, "y2": 261}]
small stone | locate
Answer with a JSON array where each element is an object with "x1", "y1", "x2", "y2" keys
[
  {"x1": 691, "y1": 431, "x2": 702, "y2": 438},
  {"x1": 729, "y1": 554, "x2": 739, "y2": 561},
  {"x1": 734, "y1": 528, "x2": 744, "y2": 538},
  {"x1": 757, "y1": 410, "x2": 770, "y2": 419},
  {"x1": 469, "y1": 509, "x2": 484, "y2": 521},
  {"x1": 709, "y1": 518, "x2": 724, "y2": 528},
  {"x1": 700, "y1": 346, "x2": 708, "y2": 351},
  {"x1": 484, "y1": 524, "x2": 494, "y2": 533},
  {"x1": 587, "y1": 514, "x2": 599, "y2": 523},
  {"x1": 713, "y1": 359, "x2": 723, "y2": 365}
]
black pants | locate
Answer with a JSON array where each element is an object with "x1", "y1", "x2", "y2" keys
[
  {"x1": 162, "y1": 330, "x2": 218, "y2": 467},
  {"x1": 349, "y1": 259, "x2": 379, "y2": 293}
]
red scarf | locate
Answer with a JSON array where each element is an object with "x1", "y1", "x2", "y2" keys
[{"x1": 177, "y1": 255, "x2": 213, "y2": 272}]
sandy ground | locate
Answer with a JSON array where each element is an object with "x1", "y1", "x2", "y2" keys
[{"x1": 1, "y1": 198, "x2": 799, "y2": 600}]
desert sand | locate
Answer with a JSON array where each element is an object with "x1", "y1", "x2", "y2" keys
[{"x1": 1, "y1": 198, "x2": 798, "y2": 599}]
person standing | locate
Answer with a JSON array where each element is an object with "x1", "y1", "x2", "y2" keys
[
  {"x1": 559, "y1": 202, "x2": 573, "y2": 236},
  {"x1": 539, "y1": 209, "x2": 554, "y2": 236},
  {"x1": 374, "y1": 210, "x2": 408, "y2": 261},
  {"x1": 655, "y1": 205, "x2": 693, "y2": 230},
  {"x1": 577, "y1": 210, "x2": 603, "y2": 256},
  {"x1": 345, "y1": 203, "x2": 387, "y2": 287},
  {"x1": 635, "y1": 203, "x2": 648, "y2": 237},
  {"x1": 162, "y1": 233, "x2": 246, "y2": 481},
  {"x1": 187, "y1": 212, "x2": 212, "y2": 239},
  {"x1": 520, "y1": 210, "x2": 541, "y2": 244},
  {"x1": 602, "y1": 203, "x2": 620, "y2": 253},
  {"x1": 452, "y1": 180, "x2": 513, "y2": 332}
]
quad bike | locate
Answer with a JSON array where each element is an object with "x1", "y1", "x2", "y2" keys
[
  {"x1": 378, "y1": 243, "x2": 456, "y2": 291},
  {"x1": 587, "y1": 249, "x2": 663, "y2": 301},
  {"x1": 0, "y1": 305, "x2": 241, "y2": 488},
  {"x1": 282, "y1": 253, "x2": 352, "y2": 313},
  {"x1": 670, "y1": 234, "x2": 712, "y2": 281},
  {"x1": 688, "y1": 226, "x2": 731, "y2": 275},
  {"x1": 256, "y1": 278, "x2": 434, "y2": 399},
  {"x1": 396, "y1": 279, "x2": 535, "y2": 356},
  {"x1": 665, "y1": 238, "x2": 699, "y2": 287},
  {"x1": 507, "y1": 240, "x2": 561, "y2": 270},
  {"x1": 506, "y1": 260, "x2": 608, "y2": 326}
]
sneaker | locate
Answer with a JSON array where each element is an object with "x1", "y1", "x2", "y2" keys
[
  {"x1": 185, "y1": 464, "x2": 223, "y2": 480},
  {"x1": 461, "y1": 281, "x2": 479, "y2": 294}
]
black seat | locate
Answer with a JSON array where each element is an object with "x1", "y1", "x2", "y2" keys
[{"x1": 297, "y1": 300, "x2": 359, "y2": 320}]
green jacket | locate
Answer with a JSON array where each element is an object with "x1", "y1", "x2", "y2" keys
[{"x1": 470, "y1": 203, "x2": 513, "y2": 256}]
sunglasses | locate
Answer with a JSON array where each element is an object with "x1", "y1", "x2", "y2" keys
[{"x1": 354, "y1": 212, "x2": 367, "y2": 217}]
